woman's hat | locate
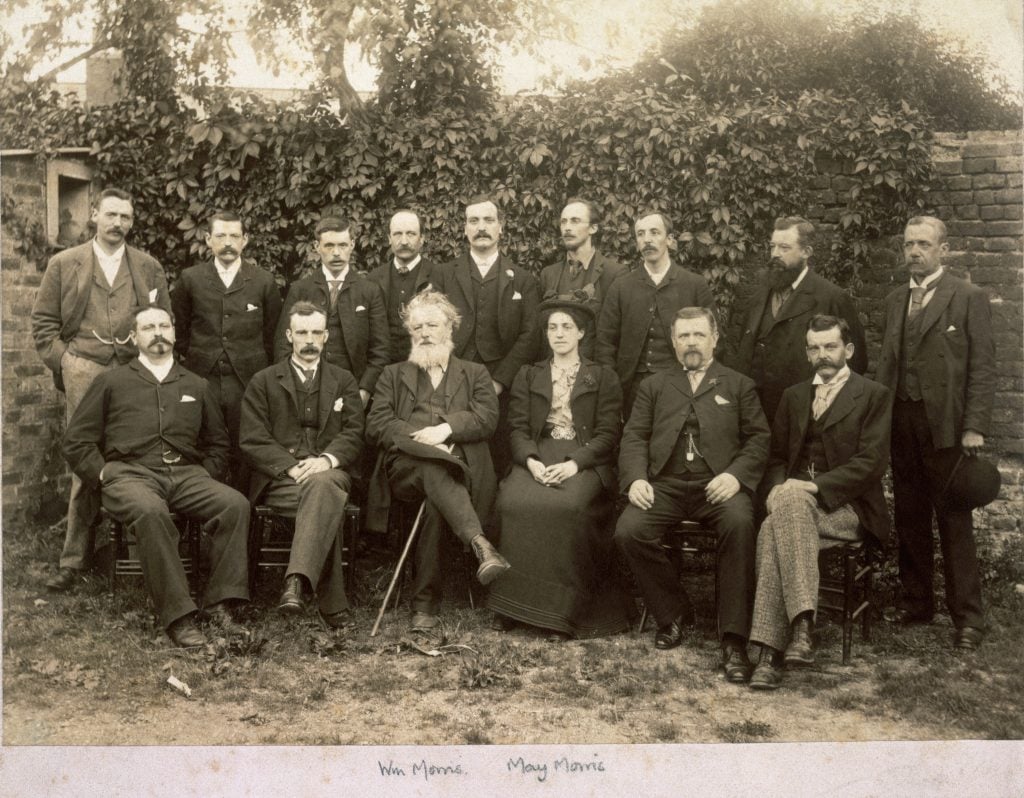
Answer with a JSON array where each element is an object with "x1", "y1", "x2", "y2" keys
[{"x1": 538, "y1": 293, "x2": 596, "y2": 324}]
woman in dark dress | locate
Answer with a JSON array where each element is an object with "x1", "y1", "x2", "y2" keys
[{"x1": 487, "y1": 298, "x2": 635, "y2": 640}]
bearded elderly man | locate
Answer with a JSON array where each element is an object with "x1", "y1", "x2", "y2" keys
[
  {"x1": 615, "y1": 307, "x2": 769, "y2": 683},
  {"x1": 367, "y1": 290, "x2": 509, "y2": 639},
  {"x1": 64, "y1": 305, "x2": 251, "y2": 647},
  {"x1": 748, "y1": 315, "x2": 891, "y2": 690}
]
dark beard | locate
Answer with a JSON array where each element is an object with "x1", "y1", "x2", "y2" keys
[{"x1": 770, "y1": 266, "x2": 803, "y2": 290}]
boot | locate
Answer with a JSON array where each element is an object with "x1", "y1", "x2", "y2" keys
[
  {"x1": 785, "y1": 613, "x2": 814, "y2": 666},
  {"x1": 749, "y1": 645, "x2": 784, "y2": 690},
  {"x1": 470, "y1": 535, "x2": 510, "y2": 585}
]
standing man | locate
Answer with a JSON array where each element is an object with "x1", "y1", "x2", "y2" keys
[
  {"x1": 875, "y1": 216, "x2": 996, "y2": 650},
  {"x1": 731, "y1": 216, "x2": 867, "y2": 423},
  {"x1": 748, "y1": 316, "x2": 891, "y2": 690},
  {"x1": 538, "y1": 197, "x2": 628, "y2": 358},
  {"x1": 367, "y1": 209, "x2": 444, "y2": 364},
  {"x1": 240, "y1": 302, "x2": 364, "y2": 627},
  {"x1": 433, "y1": 194, "x2": 540, "y2": 475},
  {"x1": 32, "y1": 187, "x2": 171, "y2": 592},
  {"x1": 63, "y1": 305, "x2": 250, "y2": 647},
  {"x1": 171, "y1": 211, "x2": 282, "y2": 489},
  {"x1": 275, "y1": 215, "x2": 389, "y2": 407},
  {"x1": 614, "y1": 307, "x2": 769, "y2": 683},
  {"x1": 596, "y1": 211, "x2": 716, "y2": 410},
  {"x1": 366, "y1": 290, "x2": 508, "y2": 641}
]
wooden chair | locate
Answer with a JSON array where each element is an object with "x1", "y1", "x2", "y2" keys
[
  {"x1": 104, "y1": 509, "x2": 203, "y2": 598},
  {"x1": 636, "y1": 519, "x2": 718, "y2": 633},
  {"x1": 248, "y1": 504, "x2": 360, "y2": 597},
  {"x1": 817, "y1": 536, "x2": 874, "y2": 665}
]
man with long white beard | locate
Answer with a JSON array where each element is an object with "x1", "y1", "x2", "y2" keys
[{"x1": 367, "y1": 290, "x2": 509, "y2": 641}]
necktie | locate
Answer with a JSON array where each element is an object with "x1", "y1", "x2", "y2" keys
[
  {"x1": 396, "y1": 265, "x2": 409, "y2": 276},
  {"x1": 812, "y1": 383, "x2": 831, "y2": 420},
  {"x1": 908, "y1": 285, "x2": 929, "y2": 320},
  {"x1": 687, "y1": 369, "x2": 704, "y2": 392},
  {"x1": 771, "y1": 287, "x2": 791, "y2": 318},
  {"x1": 328, "y1": 280, "x2": 342, "y2": 307},
  {"x1": 301, "y1": 367, "x2": 316, "y2": 384},
  {"x1": 567, "y1": 258, "x2": 582, "y2": 279}
]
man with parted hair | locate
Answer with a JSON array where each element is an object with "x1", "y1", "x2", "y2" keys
[
  {"x1": 240, "y1": 301, "x2": 364, "y2": 627},
  {"x1": 63, "y1": 305, "x2": 251, "y2": 647},
  {"x1": 538, "y1": 197, "x2": 628, "y2": 358},
  {"x1": 171, "y1": 210, "x2": 283, "y2": 489},
  {"x1": 367, "y1": 289, "x2": 509, "y2": 640},
  {"x1": 730, "y1": 216, "x2": 867, "y2": 424},
  {"x1": 875, "y1": 215, "x2": 996, "y2": 650},
  {"x1": 367, "y1": 209, "x2": 445, "y2": 364},
  {"x1": 748, "y1": 315, "x2": 891, "y2": 690},
  {"x1": 275, "y1": 215, "x2": 389, "y2": 407},
  {"x1": 596, "y1": 210, "x2": 716, "y2": 411},
  {"x1": 32, "y1": 187, "x2": 171, "y2": 592},
  {"x1": 615, "y1": 306, "x2": 769, "y2": 683}
]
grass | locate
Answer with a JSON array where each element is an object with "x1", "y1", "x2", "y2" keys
[{"x1": 4, "y1": 519, "x2": 1023, "y2": 744}]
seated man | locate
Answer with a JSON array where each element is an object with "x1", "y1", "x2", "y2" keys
[
  {"x1": 63, "y1": 305, "x2": 250, "y2": 647},
  {"x1": 749, "y1": 315, "x2": 891, "y2": 690},
  {"x1": 615, "y1": 307, "x2": 769, "y2": 683},
  {"x1": 240, "y1": 301, "x2": 364, "y2": 628},
  {"x1": 367, "y1": 289, "x2": 509, "y2": 640}
]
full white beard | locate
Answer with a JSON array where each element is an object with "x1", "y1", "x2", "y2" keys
[{"x1": 408, "y1": 339, "x2": 454, "y2": 370}]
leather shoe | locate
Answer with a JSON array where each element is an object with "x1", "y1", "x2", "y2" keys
[
  {"x1": 654, "y1": 616, "x2": 685, "y2": 650},
  {"x1": 546, "y1": 631, "x2": 572, "y2": 643},
  {"x1": 784, "y1": 614, "x2": 814, "y2": 667},
  {"x1": 470, "y1": 535, "x2": 511, "y2": 585},
  {"x1": 205, "y1": 601, "x2": 247, "y2": 636},
  {"x1": 749, "y1": 646, "x2": 785, "y2": 691},
  {"x1": 46, "y1": 567, "x2": 80, "y2": 592},
  {"x1": 887, "y1": 607, "x2": 934, "y2": 625},
  {"x1": 954, "y1": 626, "x2": 984, "y2": 651},
  {"x1": 167, "y1": 615, "x2": 206, "y2": 648},
  {"x1": 721, "y1": 640, "x2": 753, "y2": 683},
  {"x1": 321, "y1": 609, "x2": 351, "y2": 630},
  {"x1": 277, "y1": 574, "x2": 306, "y2": 615},
  {"x1": 490, "y1": 614, "x2": 516, "y2": 632},
  {"x1": 410, "y1": 611, "x2": 439, "y2": 633}
]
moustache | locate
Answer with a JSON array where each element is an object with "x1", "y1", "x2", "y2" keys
[
  {"x1": 301, "y1": 345, "x2": 320, "y2": 354},
  {"x1": 149, "y1": 337, "x2": 170, "y2": 346},
  {"x1": 473, "y1": 232, "x2": 491, "y2": 239},
  {"x1": 221, "y1": 247, "x2": 236, "y2": 255}
]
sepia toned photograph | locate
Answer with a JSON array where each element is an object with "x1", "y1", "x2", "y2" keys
[{"x1": 1, "y1": 0, "x2": 1021, "y2": 793}]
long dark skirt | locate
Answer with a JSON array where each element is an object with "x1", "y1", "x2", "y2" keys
[{"x1": 487, "y1": 437, "x2": 635, "y2": 638}]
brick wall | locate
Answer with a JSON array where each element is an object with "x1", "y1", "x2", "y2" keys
[{"x1": 1, "y1": 154, "x2": 71, "y2": 525}]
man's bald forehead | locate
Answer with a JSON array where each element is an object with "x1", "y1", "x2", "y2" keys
[{"x1": 390, "y1": 211, "x2": 421, "y2": 233}]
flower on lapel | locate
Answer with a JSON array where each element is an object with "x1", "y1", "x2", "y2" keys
[
  {"x1": 582, "y1": 373, "x2": 597, "y2": 388},
  {"x1": 512, "y1": 291, "x2": 522, "y2": 301},
  {"x1": 148, "y1": 288, "x2": 158, "y2": 303},
  {"x1": 707, "y1": 378, "x2": 719, "y2": 389},
  {"x1": 505, "y1": 269, "x2": 514, "y2": 279},
  {"x1": 333, "y1": 398, "x2": 345, "y2": 412}
]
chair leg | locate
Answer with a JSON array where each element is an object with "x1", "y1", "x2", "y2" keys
[
  {"x1": 188, "y1": 519, "x2": 202, "y2": 599},
  {"x1": 842, "y1": 547, "x2": 855, "y2": 665},
  {"x1": 861, "y1": 557, "x2": 873, "y2": 643},
  {"x1": 637, "y1": 603, "x2": 648, "y2": 635}
]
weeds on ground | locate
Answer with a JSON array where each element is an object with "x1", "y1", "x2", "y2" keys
[{"x1": 716, "y1": 720, "x2": 776, "y2": 743}]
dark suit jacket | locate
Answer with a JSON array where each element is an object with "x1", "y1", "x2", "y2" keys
[
  {"x1": 365, "y1": 356, "x2": 499, "y2": 532},
  {"x1": 731, "y1": 269, "x2": 867, "y2": 421},
  {"x1": 618, "y1": 361, "x2": 769, "y2": 493},
  {"x1": 274, "y1": 268, "x2": 390, "y2": 393},
  {"x1": 507, "y1": 358, "x2": 622, "y2": 491},
  {"x1": 875, "y1": 270, "x2": 996, "y2": 450},
  {"x1": 434, "y1": 254, "x2": 540, "y2": 388},
  {"x1": 767, "y1": 372, "x2": 892, "y2": 544},
  {"x1": 239, "y1": 359, "x2": 365, "y2": 501},
  {"x1": 539, "y1": 251, "x2": 628, "y2": 359},
  {"x1": 171, "y1": 260, "x2": 283, "y2": 384},
  {"x1": 63, "y1": 359, "x2": 229, "y2": 486},
  {"x1": 32, "y1": 241, "x2": 170, "y2": 379},
  {"x1": 595, "y1": 262, "x2": 716, "y2": 385},
  {"x1": 367, "y1": 257, "x2": 445, "y2": 362}
]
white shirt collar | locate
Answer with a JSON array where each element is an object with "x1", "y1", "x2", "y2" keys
[
  {"x1": 137, "y1": 354, "x2": 173, "y2": 382},
  {"x1": 322, "y1": 264, "x2": 349, "y2": 284},
  {"x1": 910, "y1": 266, "x2": 943, "y2": 290},
  {"x1": 790, "y1": 265, "x2": 809, "y2": 291},
  {"x1": 394, "y1": 255, "x2": 422, "y2": 272},
  {"x1": 291, "y1": 357, "x2": 320, "y2": 379},
  {"x1": 471, "y1": 251, "x2": 499, "y2": 276},
  {"x1": 92, "y1": 240, "x2": 125, "y2": 285},
  {"x1": 813, "y1": 364, "x2": 851, "y2": 387},
  {"x1": 215, "y1": 257, "x2": 241, "y2": 287}
]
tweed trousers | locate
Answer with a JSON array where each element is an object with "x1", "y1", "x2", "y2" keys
[{"x1": 749, "y1": 484, "x2": 861, "y2": 652}]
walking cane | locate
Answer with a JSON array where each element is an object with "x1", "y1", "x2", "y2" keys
[{"x1": 370, "y1": 501, "x2": 427, "y2": 637}]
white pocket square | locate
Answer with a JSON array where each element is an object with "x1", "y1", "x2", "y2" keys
[
  {"x1": 246, "y1": 303, "x2": 259, "y2": 312},
  {"x1": 512, "y1": 291, "x2": 522, "y2": 301},
  {"x1": 148, "y1": 289, "x2": 158, "y2": 302},
  {"x1": 355, "y1": 305, "x2": 366, "y2": 312},
  {"x1": 714, "y1": 394, "x2": 730, "y2": 405},
  {"x1": 180, "y1": 394, "x2": 197, "y2": 403},
  {"x1": 333, "y1": 398, "x2": 344, "y2": 412},
  {"x1": 505, "y1": 269, "x2": 514, "y2": 279},
  {"x1": 946, "y1": 324, "x2": 957, "y2": 332}
]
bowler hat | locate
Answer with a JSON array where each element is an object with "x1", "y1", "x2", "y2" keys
[{"x1": 940, "y1": 453, "x2": 1001, "y2": 511}]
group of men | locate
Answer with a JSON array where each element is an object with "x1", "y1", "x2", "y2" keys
[{"x1": 32, "y1": 188, "x2": 995, "y2": 681}]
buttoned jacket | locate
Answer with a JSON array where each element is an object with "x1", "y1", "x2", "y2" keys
[
  {"x1": 618, "y1": 361, "x2": 769, "y2": 493},
  {"x1": 767, "y1": 372, "x2": 892, "y2": 543},
  {"x1": 507, "y1": 358, "x2": 622, "y2": 491},
  {"x1": 171, "y1": 260, "x2": 282, "y2": 384},
  {"x1": 239, "y1": 359, "x2": 364, "y2": 502},
  {"x1": 874, "y1": 270, "x2": 995, "y2": 449}
]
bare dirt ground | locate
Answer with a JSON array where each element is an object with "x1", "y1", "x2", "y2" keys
[{"x1": 3, "y1": 524, "x2": 1021, "y2": 746}]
